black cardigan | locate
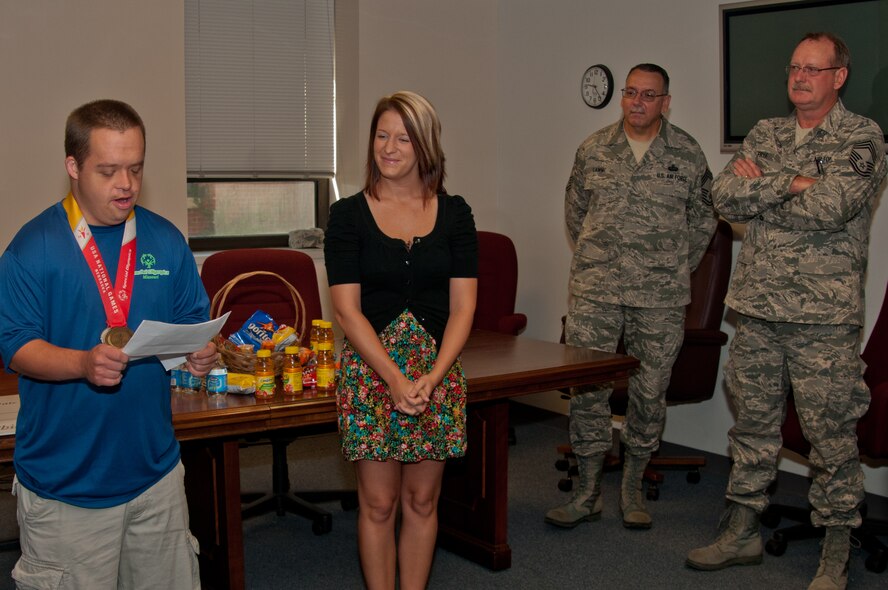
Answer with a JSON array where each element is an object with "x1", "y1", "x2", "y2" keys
[{"x1": 324, "y1": 192, "x2": 478, "y2": 346}]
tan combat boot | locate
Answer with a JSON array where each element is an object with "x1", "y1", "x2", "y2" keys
[
  {"x1": 685, "y1": 502, "x2": 763, "y2": 570},
  {"x1": 620, "y1": 453, "x2": 652, "y2": 529},
  {"x1": 808, "y1": 526, "x2": 851, "y2": 590},
  {"x1": 545, "y1": 454, "x2": 605, "y2": 528}
]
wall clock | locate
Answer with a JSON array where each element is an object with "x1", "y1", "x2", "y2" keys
[{"x1": 581, "y1": 64, "x2": 614, "y2": 109}]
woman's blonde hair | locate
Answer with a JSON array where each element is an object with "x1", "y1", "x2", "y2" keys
[{"x1": 364, "y1": 91, "x2": 446, "y2": 202}]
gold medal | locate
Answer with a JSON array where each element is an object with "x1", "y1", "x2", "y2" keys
[{"x1": 101, "y1": 326, "x2": 134, "y2": 349}]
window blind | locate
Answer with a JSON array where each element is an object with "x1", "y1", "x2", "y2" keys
[{"x1": 185, "y1": 0, "x2": 335, "y2": 178}]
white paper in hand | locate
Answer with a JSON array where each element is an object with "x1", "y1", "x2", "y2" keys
[{"x1": 122, "y1": 312, "x2": 230, "y2": 370}]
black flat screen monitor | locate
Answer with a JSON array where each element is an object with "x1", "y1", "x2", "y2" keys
[{"x1": 720, "y1": 0, "x2": 888, "y2": 152}]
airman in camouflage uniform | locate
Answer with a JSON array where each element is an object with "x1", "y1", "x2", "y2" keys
[
  {"x1": 546, "y1": 64, "x2": 716, "y2": 531},
  {"x1": 687, "y1": 33, "x2": 887, "y2": 590}
]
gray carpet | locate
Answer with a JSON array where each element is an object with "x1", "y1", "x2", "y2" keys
[{"x1": 1, "y1": 403, "x2": 886, "y2": 589}]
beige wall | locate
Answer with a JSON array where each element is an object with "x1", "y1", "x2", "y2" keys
[
  {"x1": 0, "y1": 0, "x2": 187, "y2": 249},
  {"x1": 334, "y1": 0, "x2": 362, "y2": 200},
  {"x1": 355, "y1": 0, "x2": 500, "y2": 226},
  {"x1": 2, "y1": 1, "x2": 886, "y2": 495},
  {"x1": 352, "y1": 0, "x2": 888, "y2": 496}
]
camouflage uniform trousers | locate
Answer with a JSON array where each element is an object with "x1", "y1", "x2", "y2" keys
[
  {"x1": 725, "y1": 314, "x2": 870, "y2": 527},
  {"x1": 565, "y1": 296, "x2": 685, "y2": 458}
]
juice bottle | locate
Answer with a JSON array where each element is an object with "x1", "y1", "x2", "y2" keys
[
  {"x1": 282, "y1": 345, "x2": 303, "y2": 395},
  {"x1": 254, "y1": 349, "x2": 276, "y2": 399},
  {"x1": 319, "y1": 320, "x2": 334, "y2": 350},
  {"x1": 316, "y1": 320, "x2": 336, "y2": 392},
  {"x1": 316, "y1": 341, "x2": 335, "y2": 392},
  {"x1": 303, "y1": 320, "x2": 321, "y2": 389},
  {"x1": 309, "y1": 319, "x2": 323, "y2": 353}
]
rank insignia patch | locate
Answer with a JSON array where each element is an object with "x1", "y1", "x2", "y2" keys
[
  {"x1": 701, "y1": 169, "x2": 713, "y2": 205},
  {"x1": 849, "y1": 140, "x2": 877, "y2": 178}
]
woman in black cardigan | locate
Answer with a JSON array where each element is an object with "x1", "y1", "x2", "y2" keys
[{"x1": 324, "y1": 91, "x2": 478, "y2": 590}]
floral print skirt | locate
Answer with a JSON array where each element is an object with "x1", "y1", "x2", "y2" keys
[{"x1": 336, "y1": 311, "x2": 467, "y2": 462}]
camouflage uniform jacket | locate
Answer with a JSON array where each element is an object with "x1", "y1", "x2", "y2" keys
[
  {"x1": 713, "y1": 100, "x2": 887, "y2": 326},
  {"x1": 565, "y1": 118, "x2": 717, "y2": 307}
]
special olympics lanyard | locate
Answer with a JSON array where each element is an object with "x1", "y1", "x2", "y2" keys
[{"x1": 62, "y1": 192, "x2": 136, "y2": 332}]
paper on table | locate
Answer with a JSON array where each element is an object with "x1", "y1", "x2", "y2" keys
[
  {"x1": 0, "y1": 395, "x2": 20, "y2": 436},
  {"x1": 122, "y1": 312, "x2": 230, "y2": 371}
]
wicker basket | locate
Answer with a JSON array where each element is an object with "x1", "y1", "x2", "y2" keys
[
  {"x1": 215, "y1": 335, "x2": 286, "y2": 375},
  {"x1": 210, "y1": 270, "x2": 307, "y2": 376}
]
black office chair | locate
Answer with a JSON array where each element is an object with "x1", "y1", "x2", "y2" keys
[{"x1": 555, "y1": 220, "x2": 733, "y2": 499}]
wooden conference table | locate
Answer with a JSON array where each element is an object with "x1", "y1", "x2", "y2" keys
[{"x1": 0, "y1": 331, "x2": 637, "y2": 590}]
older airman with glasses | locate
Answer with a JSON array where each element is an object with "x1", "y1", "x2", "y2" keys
[{"x1": 687, "y1": 32, "x2": 886, "y2": 590}]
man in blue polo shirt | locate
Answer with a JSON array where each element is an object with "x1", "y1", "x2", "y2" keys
[{"x1": 0, "y1": 99, "x2": 217, "y2": 589}]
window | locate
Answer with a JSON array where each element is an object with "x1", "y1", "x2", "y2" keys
[
  {"x1": 184, "y1": 0, "x2": 335, "y2": 250},
  {"x1": 186, "y1": 179, "x2": 330, "y2": 250}
]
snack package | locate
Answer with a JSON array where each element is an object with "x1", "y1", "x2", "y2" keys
[
  {"x1": 272, "y1": 325, "x2": 299, "y2": 351},
  {"x1": 227, "y1": 372, "x2": 256, "y2": 394},
  {"x1": 302, "y1": 350, "x2": 318, "y2": 388},
  {"x1": 228, "y1": 310, "x2": 278, "y2": 351},
  {"x1": 297, "y1": 346, "x2": 313, "y2": 365}
]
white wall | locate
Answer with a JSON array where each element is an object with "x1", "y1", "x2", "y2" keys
[{"x1": 2, "y1": 0, "x2": 886, "y2": 495}]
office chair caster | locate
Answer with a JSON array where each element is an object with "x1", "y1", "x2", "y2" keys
[
  {"x1": 765, "y1": 532, "x2": 788, "y2": 556},
  {"x1": 645, "y1": 482, "x2": 659, "y2": 501},
  {"x1": 554, "y1": 447, "x2": 578, "y2": 492},
  {"x1": 312, "y1": 514, "x2": 333, "y2": 536},
  {"x1": 341, "y1": 494, "x2": 359, "y2": 511},
  {"x1": 759, "y1": 506, "x2": 782, "y2": 528},
  {"x1": 556, "y1": 462, "x2": 576, "y2": 492},
  {"x1": 865, "y1": 548, "x2": 887, "y2": 573}
]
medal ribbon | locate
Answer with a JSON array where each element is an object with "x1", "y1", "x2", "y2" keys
[{"x1": 63, "y1": 193, "x2": 136, "y2": 329}]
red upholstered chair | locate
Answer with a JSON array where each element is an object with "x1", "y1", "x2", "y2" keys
[
  {"x1": 473, "y1": 231, "x2": 527, "y2": 336},
  {"x1": 473, "y1": 231, "x2": 527, "y2": 445},
  {"x1": 859, "y1": 284, "x2": 888, "y2": 478},
  {"x1": 201, "y1": 249, "x2": 319, "y2": 347},
  {"x1": 856, "y1": 302, "x2": 888, "y2": 572},
  {"x1": 762, "y1": 283, "x2": 888, "y2": 573},
  {"x1": 556, "y1": 220, "x2": 733, "y2": 498},
  {"x1": 200, "y1": 248, "x2": 338, "y2": 534}
]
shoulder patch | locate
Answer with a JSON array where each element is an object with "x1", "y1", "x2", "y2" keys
[
  {"x1": 701, "y1": 168, "x2": 713, "y2": 206},
  {"x1": 849, "y1": 140, "x2": 877, "y2": 178}
]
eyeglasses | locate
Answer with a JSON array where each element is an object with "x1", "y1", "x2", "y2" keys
[
  {"x1": 785, "y1": 65, "x2": 841, "y2": 77},
  {"x1": 620, "y1": 88, "x2": 668, "y2": 102}
]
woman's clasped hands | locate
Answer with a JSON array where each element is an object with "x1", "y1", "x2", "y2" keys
[{"x1": 392, "y1": 374, "x2": 435, "y2": 416}]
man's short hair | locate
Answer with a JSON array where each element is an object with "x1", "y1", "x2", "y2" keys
[
  {"x1": 627, "y1": 63, "x2": 670, "y2": 94},
  {"x1": 65, "y1": 99, "x2": 145, "y2": 167},
  {"x1": 799, "y1": 32, "x2": 851, "y2": 69}
]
